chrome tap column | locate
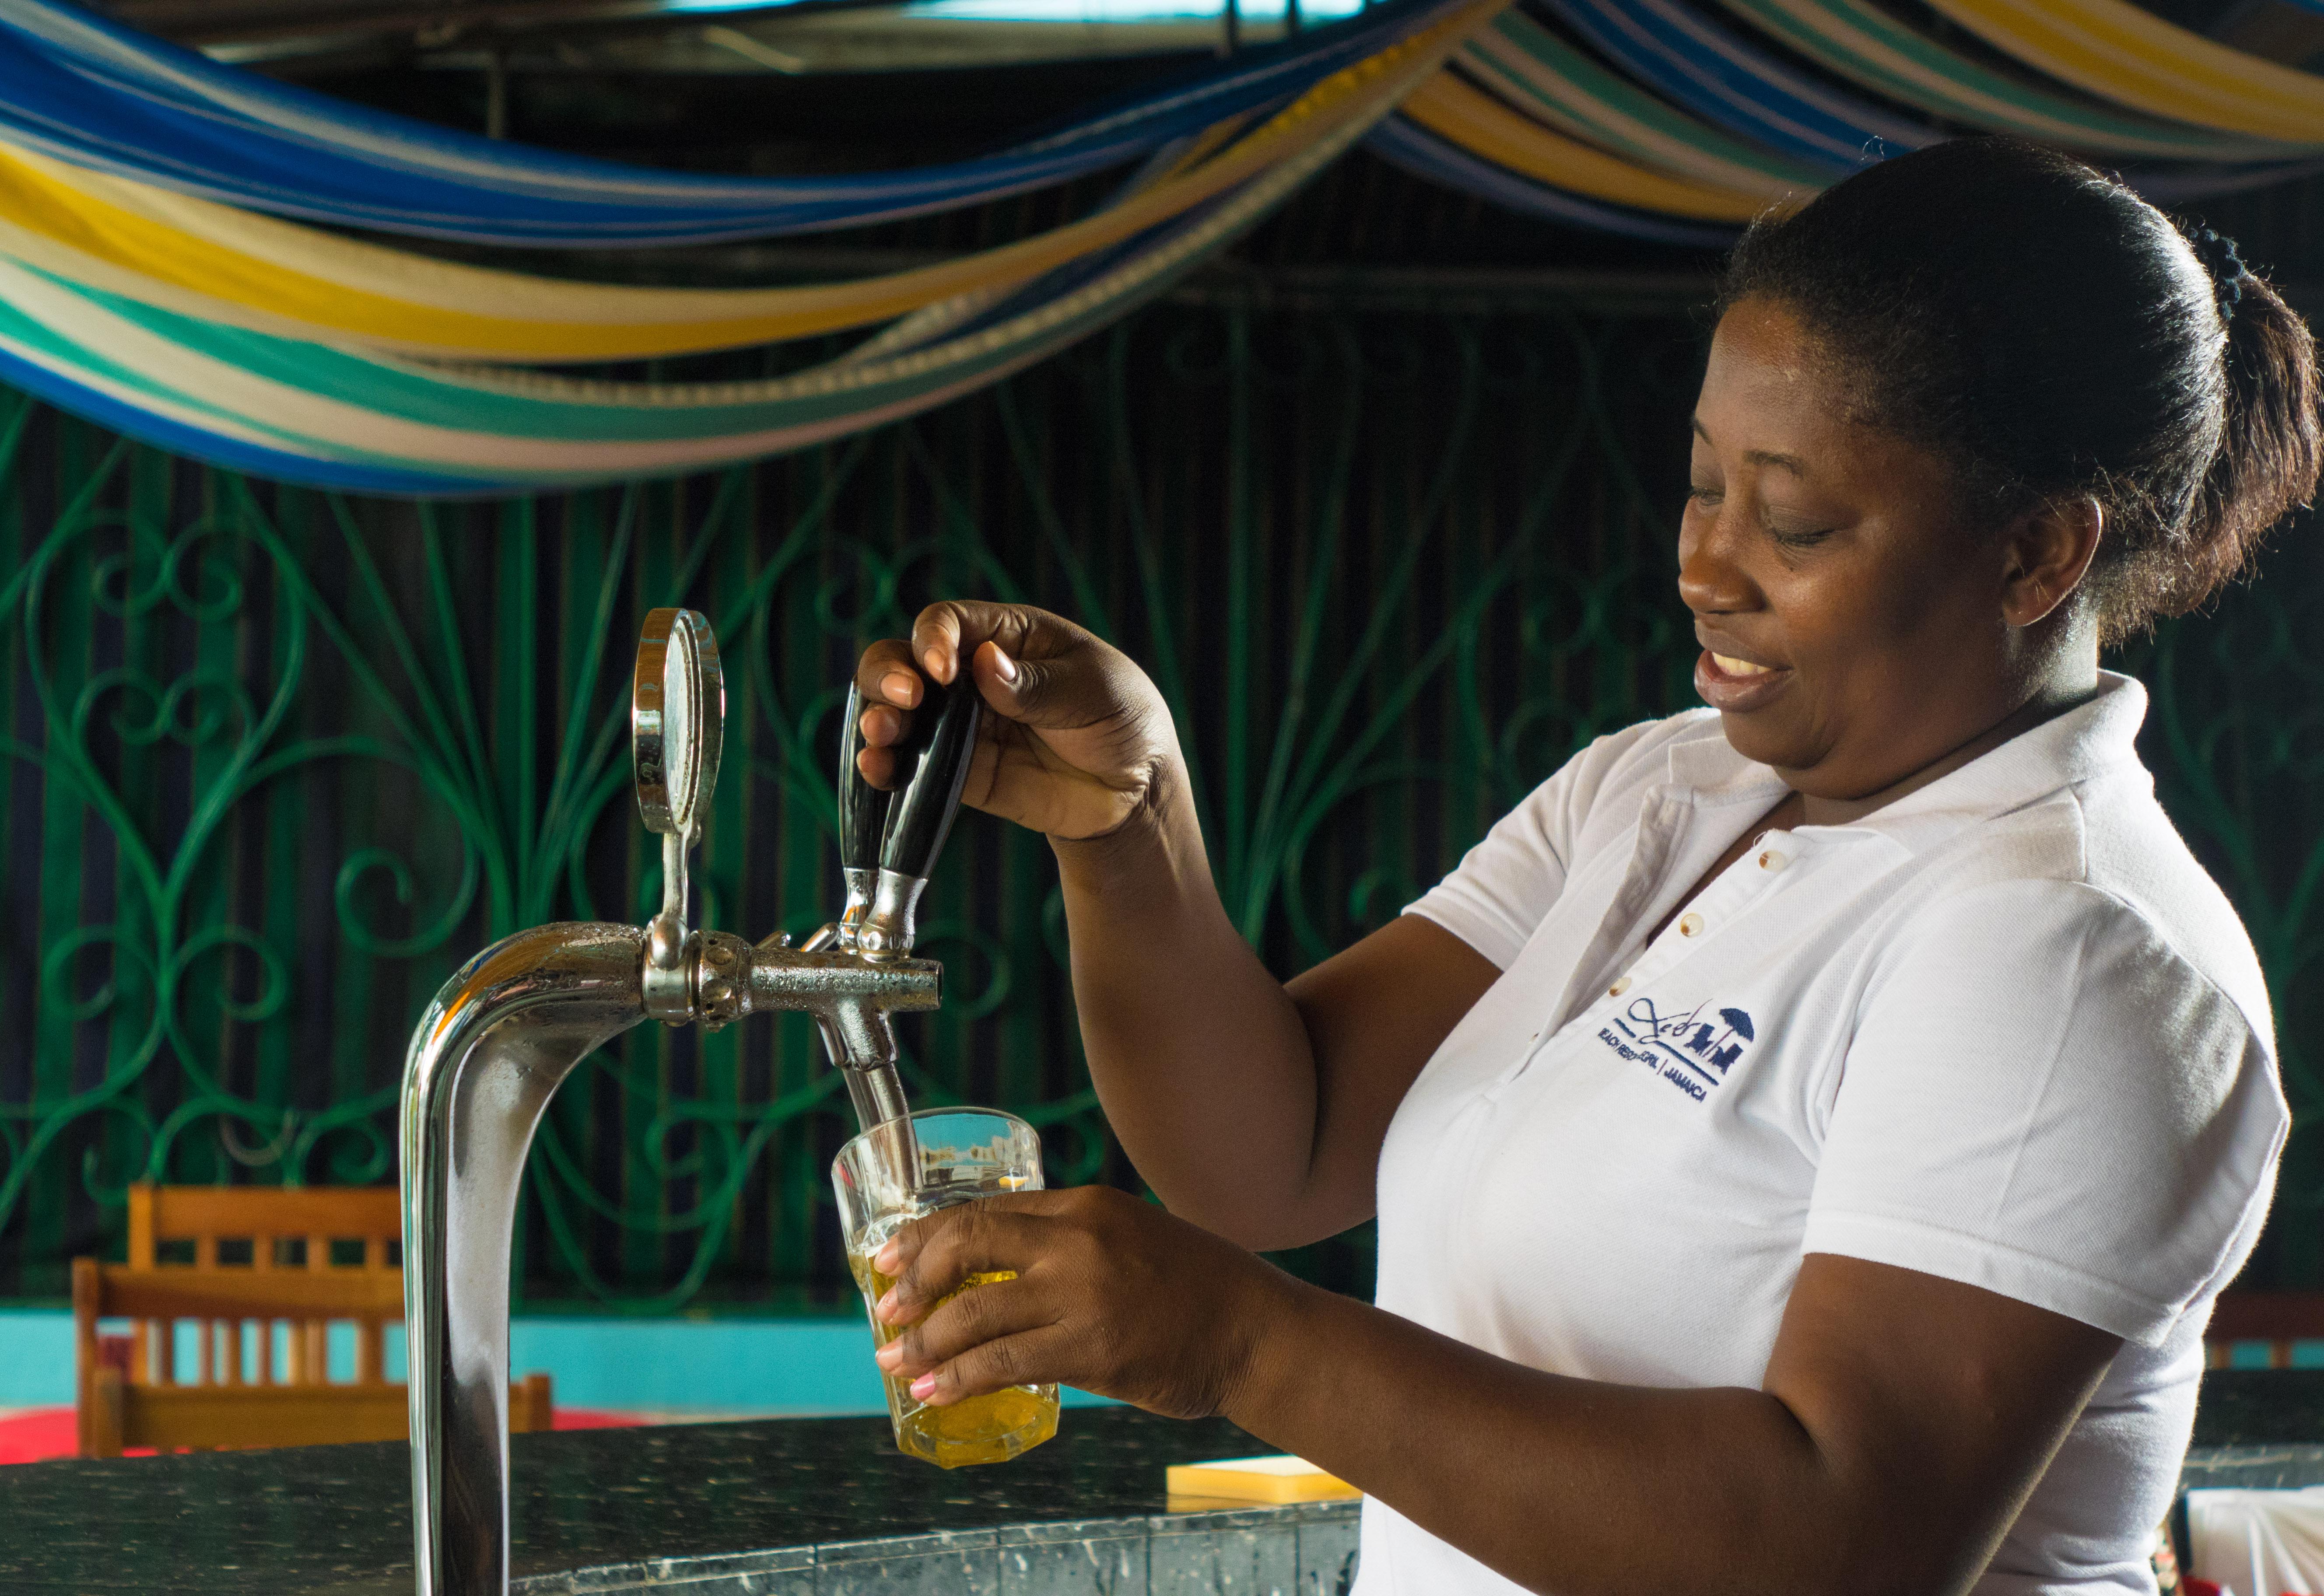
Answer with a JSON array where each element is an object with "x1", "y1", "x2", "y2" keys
[{"x1": 400, "y1": 610, "x2": 978, "y2": 1596}]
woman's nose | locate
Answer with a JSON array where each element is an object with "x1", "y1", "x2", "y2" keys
[{"x1": 1677, "y1": 506, "x2": 1758, "y2": 617}]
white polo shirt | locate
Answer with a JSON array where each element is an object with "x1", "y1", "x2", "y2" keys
[{"x1": 1365, "y1": 672, "x2": 2284, "y2": 1596}]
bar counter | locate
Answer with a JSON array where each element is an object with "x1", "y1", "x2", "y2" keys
[
  {"x1": 0, "y1": 1404, "x2": 1359, "y2": 1595},
  {"x1": 3, "y1": 1371, "x2": 2319, "y2": 1595}
]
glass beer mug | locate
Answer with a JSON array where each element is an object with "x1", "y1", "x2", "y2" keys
[{"x1": 832, "y1": 1107, "x2": 1060, "y2": 1468}]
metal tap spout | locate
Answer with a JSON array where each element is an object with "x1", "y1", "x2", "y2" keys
[{"x1": 736, "y1": 932, "x2": 940, "y2": 1127}]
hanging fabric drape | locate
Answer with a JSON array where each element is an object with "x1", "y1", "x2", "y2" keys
[
  {"x1": 0, "y1": 0, "x2": 1498, "y2": 494},
  {"x1": 1915, "y1": 0, "x2": 2324, "y2": 145},
  {"x1": 0, "y1": 57, "x2": 1411, "y2": 363},
  {"x1": 1452, "y1": 13, "x2": 1823, "y2": 201},
  {"x1": 1403, "y1": 0, "x2": 2320, "y2": 224},
  {"x1": 1, "y1": 0, "x2": 2322, "y2": 495},
  {"x1": 1708, "y1": 0, "x2": 2306, "y2": 160},
  {"x1": 0, "y1": 0, "x2": 1443, "y2": 244}
]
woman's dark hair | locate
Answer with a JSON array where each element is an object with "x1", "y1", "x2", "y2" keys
[{"x1": 1718, "y1": 137, "x2": 2320, "y2": 640}]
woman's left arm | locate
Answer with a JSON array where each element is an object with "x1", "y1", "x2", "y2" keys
[{"x1": 869, "y1": 1191, "x2": 2119, "y2": 1596}]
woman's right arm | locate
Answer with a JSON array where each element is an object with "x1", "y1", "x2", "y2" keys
[{"x1": 855, "y1": 602, "x2": 1499, "y2": 1251}]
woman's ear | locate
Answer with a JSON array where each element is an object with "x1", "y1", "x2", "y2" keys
[{"x1": 2001, "y1": 497, "x2": 2103, "y2": 628}]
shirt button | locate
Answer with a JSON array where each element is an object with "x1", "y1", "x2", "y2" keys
[
  {"x1": 1607, "y1": 976, "x2": 1632, "y2": 998},
  {"x1": 1678, "y1": 913, "x2": 1704, "y2": 938},
  {"x1": 1758, "y1": 850, "x2": 1788, "y2": 872}
]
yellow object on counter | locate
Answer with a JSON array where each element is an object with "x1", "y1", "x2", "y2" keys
[{"x1": 1165, "y1": 1455, "x2": 1360, "y2": 1504}]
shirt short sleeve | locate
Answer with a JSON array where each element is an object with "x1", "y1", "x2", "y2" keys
[
  {"x1": 1802, "y1": 880, "x2": 2285, "y2": 1347},
  {"x1": 1404, "y1": 722, "x2": 1671, "y2": 970}
]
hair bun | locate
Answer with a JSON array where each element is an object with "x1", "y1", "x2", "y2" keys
[{"x1": 2193, "y1": 226, "x2": 2247, "y2": 319}]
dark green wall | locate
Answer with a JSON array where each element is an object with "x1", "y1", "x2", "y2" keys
[{"x1": 0, "y1": 291, "x2": 2314, "y2": 1309}]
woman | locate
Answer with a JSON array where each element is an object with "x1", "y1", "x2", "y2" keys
[{"x1": 849, "y1": 139, "x2": 2316, "y2": 1594}]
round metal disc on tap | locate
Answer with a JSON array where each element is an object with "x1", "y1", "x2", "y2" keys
[{"x1": 633, "y1": 608, "x2": 724, "y2": 842}]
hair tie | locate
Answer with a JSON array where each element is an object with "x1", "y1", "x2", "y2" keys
[{"x1": 2192, "y1": 226, "x2": 2247, "y2": 322}]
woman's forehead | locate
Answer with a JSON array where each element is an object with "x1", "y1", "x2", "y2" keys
[
  {"x1": 1696, "y1": 302, "x2": 1953, "y2": 503},
  {"x1": 1697, "y1": 306, "x2": 1850, "y2": 458}
]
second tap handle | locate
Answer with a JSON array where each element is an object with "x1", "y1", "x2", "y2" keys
[
  {"x1": 837, "y1": 684, "x2": 890, "y2": 875},
  {"x1": 879, "y1": 672, "x2": 982, "y2": 883}
]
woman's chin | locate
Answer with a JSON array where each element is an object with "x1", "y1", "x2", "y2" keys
[{"x1": 1717, "y1": 717, "x2": 1805, "y2": 772}]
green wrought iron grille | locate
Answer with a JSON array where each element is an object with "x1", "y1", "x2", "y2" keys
[{"x1": 0, "y1": 295, "x2": 2316, "y2": 1308}]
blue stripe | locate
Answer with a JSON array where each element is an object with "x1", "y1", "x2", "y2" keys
[
  {"x1": 0, "y1": 0, "x2": 1451, "y2": 245},
  {"x1": 1531, "y1": 0, "x2": 1928, "y2": 172},
  {"x1": 1365, "y1": 115, "x2": 1741, "y2": 247}
]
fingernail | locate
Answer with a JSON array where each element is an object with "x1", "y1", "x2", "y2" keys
[
  {"x1": 873, "y1": 1342, "x2": 902, "y2": 1371},
  {"x1": 988, "y1": 645, "x2": 1019, "y2": 686},
  {"x1": 909, "y1": 1374, "x2": 939, "y2": 1402},
  {"x1": 923, "y1": 647, "x2": 954, "y2": 685},
  {"x1": 874, "y1": 1288, "x2": 899, "y2": 1320},
  {"x1": 880, "y1": 671, "x2": 919, "y2": 707},
  {"x1": 873, "y1": 1242, "x2": 901, "y2": 1273}
]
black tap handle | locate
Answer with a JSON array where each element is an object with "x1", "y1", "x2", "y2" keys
[
  {"x1": 879, "y1": 672, "x2": 982, "y2": 882},
  {"x1": 837, "y1": 684, "x2": 890, "y2": 874}
]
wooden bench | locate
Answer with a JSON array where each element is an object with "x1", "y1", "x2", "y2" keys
[{"x1": 74, "y1": 1183, "x2": 552, "y2": 1456}]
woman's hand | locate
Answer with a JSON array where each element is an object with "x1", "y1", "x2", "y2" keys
[
  {"x1": 867, "y1": 1187, "x2": 1303, "y2": 1421},
  {"x1": 854, "y1": 602, "x2": 1183, "y2": 842}
]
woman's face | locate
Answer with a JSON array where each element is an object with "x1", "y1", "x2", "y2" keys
[{"x1": 1683, "y1": 297, "x2": 2040, "y2": 802}]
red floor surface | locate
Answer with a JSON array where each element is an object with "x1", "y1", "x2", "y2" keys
[{"x1": 0, "y1": 1405, "x2": 642, "y2": 1464}]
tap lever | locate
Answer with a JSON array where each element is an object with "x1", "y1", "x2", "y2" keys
[
  {"x1": 862, "y1": 673, "x2": 981, "y2": 958},
  {"x1": 838, "y1": 683, "x2": 891, "y2": 872},
  {"x1": 835, "y1": 683, "x2": 891, "y2": 945},
  {"x1": 880, "y1": 672, "x2": 981, "y2": 882}
]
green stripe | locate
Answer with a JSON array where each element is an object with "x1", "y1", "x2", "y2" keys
[
  {"x1": 10, "y1": 231, "x2": 1224, "y2": 461},
  {"x1": 1479, "y1": 14, "x2": 1829, "y2": 188}
]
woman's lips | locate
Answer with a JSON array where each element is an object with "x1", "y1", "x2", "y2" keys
[{"x1": 1695, "y1": 648, "x2": 1792, "y2": 712}]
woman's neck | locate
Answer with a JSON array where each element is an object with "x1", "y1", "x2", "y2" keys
[{"x1": 1794, "y1": 669, "x2": 2103, "y2": 829}]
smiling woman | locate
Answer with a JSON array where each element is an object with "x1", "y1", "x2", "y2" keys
[{"x1": 845, "y1": 137, "x2": 2317, "y2": 1596}]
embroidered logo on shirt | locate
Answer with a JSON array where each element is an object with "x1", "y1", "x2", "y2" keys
[{"x1": 1597, "y1": 999, "x2": 1757, "y2": 1102}]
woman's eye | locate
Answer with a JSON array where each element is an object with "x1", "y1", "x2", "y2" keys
[{"x1": 1763, "y1": 517, "x2": 1834, "y2": 548}]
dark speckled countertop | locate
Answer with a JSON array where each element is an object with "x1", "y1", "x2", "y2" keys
[
  {"x1": 0, "y1": 1370, "x2": 2316, "y2": 1594},
  {"x1": 2189, "y1": 1369, "x2": 2324, "y2": 1449},
  {"x1": 0, "y1": 1405, "x2": 1269, "y2": 1594}
]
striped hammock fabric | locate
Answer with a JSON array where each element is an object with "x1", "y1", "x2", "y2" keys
[
  {"x1": 1709, "y1": 0, "x2": 2307, "y2": 160},
  {"x1": 0, "y1": 0, "x2": 1498, "y2": 494},
  {"x1": 1, "y1": 0, "x2": 2320, "y2": 495},
  {"x1": 1917, "y1": 0, "x2": 2324, "y2": 145},
  {"x1": 0, "y1": 0, "x2": 1443, "y2": 244}
]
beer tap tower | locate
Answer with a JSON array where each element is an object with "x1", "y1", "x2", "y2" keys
[{"x1": 399, "y1": 609, "x2": 980, "y2": 1596}]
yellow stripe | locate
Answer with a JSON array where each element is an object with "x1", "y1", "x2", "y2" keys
[
  {"x1": 1920, "y1": 0, "x2": 2324, "y2": 144},
  {"x1": 1401, "y1": 74, "x2": 1774, "y2": 220},
  {"x1": 0, "y1": 0, "x2": 1503, "y2": 363}
]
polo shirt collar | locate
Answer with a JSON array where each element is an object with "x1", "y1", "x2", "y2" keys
[{"x1": 1658, "y1": 672, "x2": 2150, "y2": 854}]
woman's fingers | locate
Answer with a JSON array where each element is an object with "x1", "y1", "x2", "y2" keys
[
  {"x1": 846, "y1": 600, "x2": 1182, "y2": 836},
  {"x1": 854, "y1": 637, "x2": 923, "y2": 715},
  {"x1": 863, "y1": 1186, "x2": 1302, "y2": 1421},
  {"x1": 851, "y1": 637, "x2": 925, "y2": 788},
  {"x1": 908, "y1": 601, "x2": 1045, "y2": 689},
  {"x1": 875, "y1": 1273, "x2": 1055, "y2": 1383},
  {"x1": 875, "y1": 1194, "x2": 1073, "y2": 1319},
  {"x1": 912, "y1": 1326, "x2": 1082, "y2": 1406}
]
